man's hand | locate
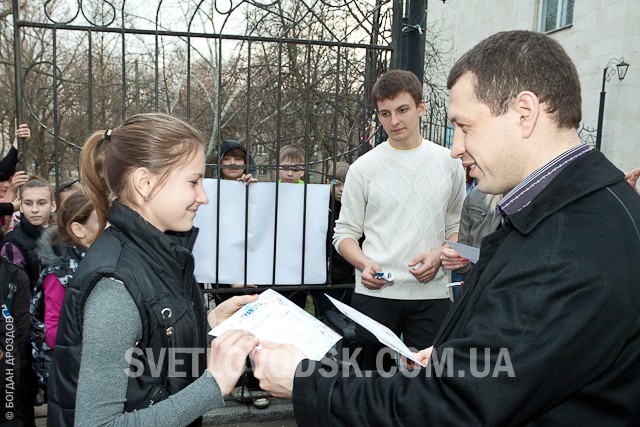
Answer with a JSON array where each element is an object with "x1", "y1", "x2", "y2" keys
[
  {"x1": 412, "y1": 346, "x2": 434, "y2": 366},
  {"x1": 440, "y1": 247, "x2": 469, "y2": 271},
  {"x1": 252, "y1": 341, "x2": 305, "y2": 398},
  {"x1": 208, "y1": 330, "x2": 259, "y2": 396},
  {"x1": 361, "y1": 260, "x2": 386, "y2": 290},
  {"x1": 207, "y1": 294, "x2": 258, "y2": 329},
  {"x1": 401, "y1": 346, "x2": 433, "y2": 370},
  {"x1": 625, "y1": 167, "x2": 640, "y2": 193},
  {"x1": 408, "y1": 249, "x2": 442, "y2": 283}
]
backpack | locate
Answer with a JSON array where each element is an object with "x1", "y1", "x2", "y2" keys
[
  {"x1": 0, "y1": 262, "x2": 18, "y2": 319},
  {"x1": 1, "y1": 242, "x2": 26, "y2": 270}
]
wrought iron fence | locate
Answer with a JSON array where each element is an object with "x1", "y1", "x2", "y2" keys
[{"x1": 8, "y1": 0, "x2": 450, "y2": 305}]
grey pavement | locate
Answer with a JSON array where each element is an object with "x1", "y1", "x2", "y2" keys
[
  {"x1": 33, "y1": 394, "x2": 297, "y2": 426},
  {"x1": 203, "y1": 394, "x2": 296, "y2": 426}
]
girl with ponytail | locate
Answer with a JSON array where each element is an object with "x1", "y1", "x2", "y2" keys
[{"x1": 47, "y1": 113, "x2": 258, "y2": 427}]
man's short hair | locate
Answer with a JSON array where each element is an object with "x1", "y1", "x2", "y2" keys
[
  {"x1": 447, "y1": 30, "x2": 581, "y2": 129},
  {"x1": 20, "y1": 176, "x2": 54, "y2": 200},
  {"x1": 279, "y1": 145, "x2": 305, "y2": 164},
  {"x1": 371, "y1": 70, "x2": 423, "y2": 108}
]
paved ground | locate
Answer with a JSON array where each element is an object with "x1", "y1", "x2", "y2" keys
[
  {"x1": 33, "y1": 392, "x2": 297, "y2": 426},
  {"x1": 202, "y1": 394, "x2": 296, "y2": 426}
]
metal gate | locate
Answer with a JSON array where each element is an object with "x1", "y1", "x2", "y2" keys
[{"x1": 6, "y1": 0, "x2": 449, "y2": 303}]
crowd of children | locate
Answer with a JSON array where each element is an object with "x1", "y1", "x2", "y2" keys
[{"x1": 0, "y1": 117, "x2": 355, "y2": 425}]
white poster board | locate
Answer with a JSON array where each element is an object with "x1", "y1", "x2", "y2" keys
[{"x1": 193, "y1": 179, "x2": 330, "y2": 285}]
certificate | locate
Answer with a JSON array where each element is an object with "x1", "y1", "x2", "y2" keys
[
  {"x1": 326, "y1": 294, "x2": 426, "y2": 367},
  {"x1": 209, "y1": 289, "x2": 342, "y2": 361}
]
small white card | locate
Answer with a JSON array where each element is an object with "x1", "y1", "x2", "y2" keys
[
  {"x1": 445, "y1": 240, "x2": 480, "y2": 264},
  {"x1": 209, "y1": 289, "x2": 342, "y2": 361},
  {"x1": 326, "y1": 294, "x2": 426, "y2": 367}
]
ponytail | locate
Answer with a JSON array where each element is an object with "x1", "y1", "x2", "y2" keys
[
  {"x1": 80, "y1": 131, "x2": 110, "y2": 233},
  {"x1": 79, "y1": 113, "x2": 203, "y2": 232}
]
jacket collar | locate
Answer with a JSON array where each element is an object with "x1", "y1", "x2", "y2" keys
[
  {"x1": 107, "y1": 200, "x2": 199, "y2": 274},
  {"x1": 508, "y1": 150, "x2": 624, "y2": 235},
  {"x1": 18, "y1": 214, "x2": 45, "y2": 240}
]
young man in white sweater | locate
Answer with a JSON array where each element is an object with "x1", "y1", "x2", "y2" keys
[{"x1": 332, "y1": 70, "x2": 465, "y2": 368}]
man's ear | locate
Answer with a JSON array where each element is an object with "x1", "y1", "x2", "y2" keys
[
  {"x1": 50, "y1": 200, "x2": 57, "y2": 213},
  {"x1": 418, "y1": 99, "x2": 426, "y2": 117},
  {"x1": 515, "y1": 91, "x2": 540, "y2": 139},
  {"x1": 131, "y1": 167, "x2": 155, "y2": 201}
]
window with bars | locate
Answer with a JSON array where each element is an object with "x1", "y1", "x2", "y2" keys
[{"x1": 539, "y1": 0, "x2": 574, "y2": 32}]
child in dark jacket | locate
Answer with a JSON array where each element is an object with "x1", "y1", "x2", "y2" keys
[{"x1": 1, "y1": 177, "x2": 56, "y2": 289}]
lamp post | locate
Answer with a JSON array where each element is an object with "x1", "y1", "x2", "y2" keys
[{"x1": 595, "y1": 57, "x2": 630, "y2": 151}]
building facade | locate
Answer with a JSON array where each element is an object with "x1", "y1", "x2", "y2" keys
[{"x1": 426, "y1": 0, "x2": 639, "y2": 172}]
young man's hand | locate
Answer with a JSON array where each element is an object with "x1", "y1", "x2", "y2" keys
[
  {"x1": 408, "y1": 249, "x2": 442, "y2": 283},
  {"x1": 361, "y1": 260, "x2": 386, "y2": 290}
]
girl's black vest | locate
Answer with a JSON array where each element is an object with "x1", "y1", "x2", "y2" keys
[{"x1": 47, "y1": 201, "x2": 207, "y2": 426}]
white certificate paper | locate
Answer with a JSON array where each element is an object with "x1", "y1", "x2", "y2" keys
[
  {"x1": 326, "y1": 294, "x2": 426, "y2": 367},
  {"x1": 209, "y1": 289, "x2": 341, "y2": 361}
]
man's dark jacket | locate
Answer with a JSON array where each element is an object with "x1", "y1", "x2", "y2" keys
[
  {"x1": 47, "y1": 201, "x2": 207, "y2": 427},
  {"x1": 293, "y1": 150, "x2": 640, "y2": 426}
]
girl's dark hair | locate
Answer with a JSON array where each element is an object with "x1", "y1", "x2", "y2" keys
[
  {"x1": 52, "y1": 190, "x2": 96, "y2": 249},
  {"x1": 80, "y1": 113, "x2": 204, "y2": 231}
]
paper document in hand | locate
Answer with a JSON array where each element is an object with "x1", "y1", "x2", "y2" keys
[
  {"x1": 326, "y1": 294, "x2": 426, "y2": 367},
  {"x1": 209, "y1": 289, "x2": 341, "y2": 361},
  {"x1": 445, "y1": 240, "x2": 480, "y2": 264}
]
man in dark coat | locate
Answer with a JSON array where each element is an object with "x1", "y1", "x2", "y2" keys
[{"x1": 251, "y1": 30, "x2": 640, "y2": 426}]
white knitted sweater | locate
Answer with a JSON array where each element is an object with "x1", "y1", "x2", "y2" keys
[{"x1": 333, "y1": 139, "x2": 465, "y2": 300}]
